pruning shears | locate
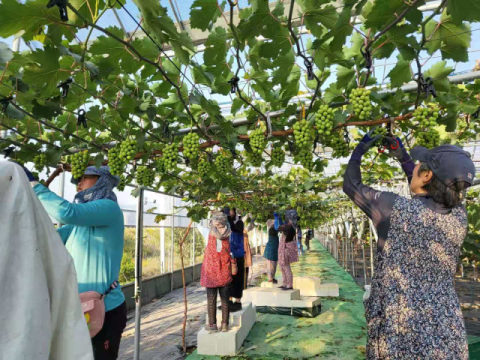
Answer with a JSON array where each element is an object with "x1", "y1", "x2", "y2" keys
[
  {"x1": 378, "y1": 137, "x2": 399, "y2": 153},
  {"x1": 377, "y1": 120, "x2": 398, "y2": 153}
]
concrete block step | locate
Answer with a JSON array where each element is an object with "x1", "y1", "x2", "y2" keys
[
  {"x1": 293, "y1": 276, "x2": 339, "y2": 297},
  {"x1": 197, "y1": 302, "x2": 256, "y2": 356},
  {"x1": 243, "y1": 287, "x2": 301, "y2": 308},
  {"x1": 206, "y1": 301, "x2": 254, "y2": 328}
]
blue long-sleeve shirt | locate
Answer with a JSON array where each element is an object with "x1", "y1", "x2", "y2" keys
[{"x1": 33, "y1": 184, "x2": 125, "y2": 311}]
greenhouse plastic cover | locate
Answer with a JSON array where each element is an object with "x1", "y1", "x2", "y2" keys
[{"x1": 0, "y1": 162, "x2": 93, "y2": 360}]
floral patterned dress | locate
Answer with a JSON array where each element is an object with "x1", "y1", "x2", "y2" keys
[
  {"x1": 365, "y1": 197, "x2": 469, "y2": 359},
  {"x1": 200, "y1": 234, "x2": 232, "y2": 288},
  {"x1": 278, "y1": 226, "x2": 299, "y2": 266}
]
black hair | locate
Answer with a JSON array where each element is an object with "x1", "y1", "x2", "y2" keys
[{"x1": 418, "y1": 162, "x2": 469, "y2": 208}]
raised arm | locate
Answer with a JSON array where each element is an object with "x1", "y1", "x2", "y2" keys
[
  {"x1": 384, "y1": 137, "x2": 415, "y2": 184},
  {"x1": 33, "y1": 183, "x2": 121, "y2": 227},
  {"x1": 343, "y1": 132, "x2": 398, "y2": 223}
]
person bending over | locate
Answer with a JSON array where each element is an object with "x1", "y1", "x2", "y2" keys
[
  {"x1": 22, "y1": 165, "x2": 126, "y2": 360},
  {"x1": 343, "y1": 130, "x2": 474, "y2": 359}
]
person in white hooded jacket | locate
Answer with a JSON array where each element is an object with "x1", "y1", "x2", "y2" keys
[{"x1": 0, "y1": 161, "x2": 93, "y2": 360}]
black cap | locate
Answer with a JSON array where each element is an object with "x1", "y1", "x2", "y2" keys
[{"x1": 411, "y1": 145, "x2": 476, "y2": 186}]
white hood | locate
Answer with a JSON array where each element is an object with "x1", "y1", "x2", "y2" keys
[{"x1": 0, "y1": 162, "x2": 93, "y2": 360}]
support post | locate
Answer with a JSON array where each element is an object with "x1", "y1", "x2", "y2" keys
[
  {"x1": 362, "y1": 239, "x2": 367, "y2": 286},
  {"x1": 192, "y1": 222, "x2": 196, "y2": 282},
  {"x1": 133, "y1": 187, "x2": 144, "y2": 360},
  {"x1": 171, "y1": 207, "x2": 175, "y2": 291},
  {"x1": 160, "y1": 227, "x2": 165, "y2": 274}
]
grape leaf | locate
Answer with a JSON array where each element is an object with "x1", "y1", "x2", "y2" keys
[
  {"x1": 424, "y1": 61, "x2": 454, "y2": 92},
  {"x1": 364, "y1": 0, "x2": 407, "y2": 31},
  {"x1": 272, "y1": 50, "x2": 296, "y2": 86},
  {"x1": 133, "y1": 0, "x2": 194, "y2": 65},
  {"x1": 325, "y1": 7, "x2": 353, "y2": 52},
  {"x1": 23, "y1": 47, "x2": 70, "y2": 98},
  {"x1": 336, "y1": 66, "x2": 355, "y2": 89},
  {"x1": 203, "y1": 27, "x2": 229, "y2": 77},
  {"x1": 190, "y1": 0, "x2": 226, "y2": 31},
  {"x1": 447, "y1": 0, "x2": 480, "y2": 25},
  {"x1": 387, "y1": 56, "x2": 411, "y2": 88},
  {"x1": 425, "y1": 13, "x2": 471, "y2": 63},
  {"x1": 301, "y1": 5, "x2": 339, "y2": 38},
  {"x1": 0, "y1": 42, "x2": 13, "y2": 65}
]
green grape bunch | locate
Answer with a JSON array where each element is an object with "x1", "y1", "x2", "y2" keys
[
  {"x1": 296, "y1": 149, "x2": 314, "y2": 171},
  {"x1": 117, "y1": 175, "x2": 127, "y2": 191},
  {"x1": 183, "y1": 132, "x2": 200, "y2": 159},
  {"x1": 315, "y1": 105, "x2": 336, "y2": 137},
  {"x1": 371, "y1": 126, "x2": 387, "y2": 145},
  {"x1": 33, "y1": 154, "x2": 47, "y2": 172},
  {"x1": 215, "y1": 153, "x2": 233, "y2": 173},
  {"x1": 293, "y1": 119, "x2": 313, "y2": 150},
  {"x1": 162, "y1": 143, "x2": 179, "y2": 171},
  {"x1": 108, "y1": 146, "x2": 125, "y2": 176},
  {"x1": 249, "y1": 124, "x2": 266, "y2": 154},
  {"x1": 329, "y1": 133, "x2": 350, "y2": 158},
  {"x1": 71, "y1": 150, "x2": 90, "y2": 179},
  {"x1": 413, "y1": 105, "x2": 440, "y2": 129},
  {"x1": 136, "y1": 166, "x2": 155, "y2": 187},
  {"x1": 198, "y1": 157, "x2": 211, "y2": 177},
  {"x1": 350, "y1": 88, "x2": 373, "y2": 120},
  {"x1": 245, "y1": 150, "x2": 263, "y2": 167},
  {"x1": 416, "y1": 128, "x2": 441, "y2": 149},
  {"x1": 271, "y1": 145, "x2": 285, "y2": 167},
  {"x1": 119, "y1": 139, "x2": 138, "y2": 162}
]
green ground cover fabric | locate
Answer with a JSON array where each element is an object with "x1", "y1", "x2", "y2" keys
[{"x1": 188, "y1": 239, "x2": 367, "y2": 359}]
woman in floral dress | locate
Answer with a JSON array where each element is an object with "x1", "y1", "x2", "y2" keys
[
  {"x1": 343, "y1": 131, "x2": 475, "y2": 359},
  {"x1": 277, "y1": 210, "x2": 299, "y2": 290},
  {"x1": 200, "y1": 212, "x2": 232, "y2": 333}
]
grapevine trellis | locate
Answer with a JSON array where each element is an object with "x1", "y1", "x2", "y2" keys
[
  {"x1": 1, "y1": 0, "x2": 480, "y2": 355},
  {"x1": 1, "y1": 0, "x2": 480, "y2": 228}
]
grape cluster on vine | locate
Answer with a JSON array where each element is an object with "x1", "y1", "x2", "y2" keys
[
  {"x1": 249, "y1": 124, "x2": 266, "y2": 154},
  {"x1": 413, "y1": 105, "x2": 440, "y2": 129},
  {"x1": 296, "y1": 149, "x2": 314, "y2": 170},
  {"x1": 270, "y1": 145, "x2": 285, "y2": 167},
  {"x1": 120, "y1": 139, "x2": 138, "y2": 162},
  {"x1": 216, "y1": 153, "x2": 233, "y2": 173},
  {"x1": 183, "y1": 132, "x2": 200, "y2": 159},
  {"x1": 245, "y1": 150, "x2": 263, "y2": 167},
  {"x1": 329, "y1": 134, "x2": 349, "y2": 158},
  {"x1": 33, "y1": 154, "x2": 47, "y2": 172},
  {"x1": 198, "y1": 157, "x2": 211, "y2": 177},
  {"x1": 416, "y1": 129, "x2": 441, "y2": 149},
  {"x1": 371, "y1": 126, "x2": 387, "y2": 145},
  {"x1": 315, "y1": 105, "x2": 335, "y2": 136},
  {"x1": 71, "y1": 150, "x2": 90, "y2": 179},
  {"x1": 136, "y1": 166, "x2": 155, "y2": 187},
  {"x1": 293, "y1": 119, "x2": 313, "y2": 149},
  {"x1": 162, "y1": 143, "x2": 179, "y2": 171},
  {"x1": 117, "y1": 175, "x2": 126, "y2": 191},
  {"x1": 108, "y1": 146, "x2": 125, "y2": 176},
  {"x1": 350, "y1": 88, "x2": 373, "y2": 119}
]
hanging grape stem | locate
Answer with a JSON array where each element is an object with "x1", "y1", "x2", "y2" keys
[
  {"x1": 226, "y1": 0, "x2": 267, "y2": 123},
  {"x1": 288, "y1": 0, "x2": 321, "y2": 116}
]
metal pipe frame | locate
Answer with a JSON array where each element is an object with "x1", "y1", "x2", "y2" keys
[{"x1": 133, "y1": 187, "x2": 144, "y2": 360}]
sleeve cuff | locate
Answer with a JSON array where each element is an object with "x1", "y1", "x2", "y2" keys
[{"x1": 350, "y1": 151, "x2": 363, "y2": 162}]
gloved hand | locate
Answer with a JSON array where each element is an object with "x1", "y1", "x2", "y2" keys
[
  {"x1": 10, "y1": 161, "x2": 38, "y2": 182},
  {"x1": 355, "y1": 128, "x2": 382, "y2": 155},
  {"x1": 383, "y1": 136, "x2": 404, "y2": 160}
]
